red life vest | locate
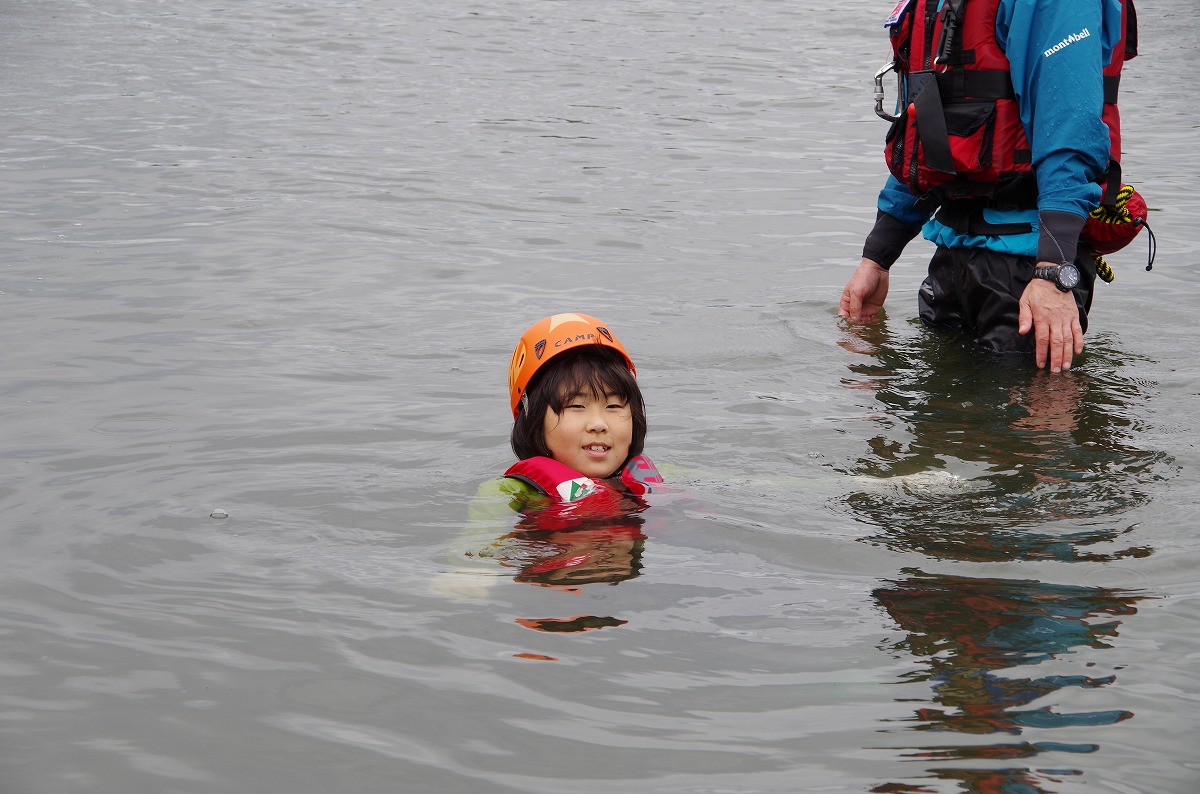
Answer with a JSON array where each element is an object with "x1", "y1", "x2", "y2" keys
[
  {"x1": 882, "y1": 0, "x2": 1137, "y2": 204},
  {"x1": 504, "y1": 454, "x2": 663, "y2": 508}
]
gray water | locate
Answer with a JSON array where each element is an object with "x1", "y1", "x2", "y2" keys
[{"x1": 3, "y1": 1, "x2": 1198, "y2": 792}]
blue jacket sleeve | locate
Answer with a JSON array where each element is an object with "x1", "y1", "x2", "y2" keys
[
  {"x1": 865, "y1": 175, "x2": 933, "y2": 269},
  {"x1": 997, "y1": 0, "x2": 1122, "y2": 263}
]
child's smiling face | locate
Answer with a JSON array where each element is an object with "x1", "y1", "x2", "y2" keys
[{"x1": 543, "y1": 389, "x2": 633, "y2": 479}]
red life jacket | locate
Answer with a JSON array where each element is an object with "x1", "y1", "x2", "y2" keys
[
  {"x1": 882, "y1": 0, "x2": 1137, "y2": 204},
  {"x1": 504, "y1": 454, "x2": 663, "y2": 508}
]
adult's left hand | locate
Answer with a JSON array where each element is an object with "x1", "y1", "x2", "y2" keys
[{"x1": 1017, "y1": 271, "x2": 1085, "y2": 372}]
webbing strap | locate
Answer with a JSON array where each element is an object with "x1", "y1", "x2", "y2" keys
[
  {"x1": 936, "y1": 69, "x2": 1015, "y2": 101},
  {"x1": 911, "y1": 71, "x2": 956, "y2": 175},
  {"x1": 1104, "y1": 74, "x2": 1120, "y2": 104},
  {"x1": 1102, "y1": 160, "x2": 1123, "y2": 205},
  {"x1": 935, "y1": 202, "x2": 1034, "y2": 236}
]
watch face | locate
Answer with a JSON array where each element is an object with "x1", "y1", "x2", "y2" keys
[{"x1": 1058, "y1": 264, "x2": 1081, "y2": 290}]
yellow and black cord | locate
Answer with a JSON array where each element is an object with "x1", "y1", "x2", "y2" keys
[{"x1": 1086, "y1": 184, "x2": 1156, "y2": 281}]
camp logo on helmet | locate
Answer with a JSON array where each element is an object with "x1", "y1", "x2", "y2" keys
[
  {"x1": 534, "y1": 339, "x2": 546, "y2": 360},
  {"x1": 553, "y1": 333, "x2": 598, "y2": 350},
  {"x1": 597, "y1": 327, "x2": 614, "y2": 344}
]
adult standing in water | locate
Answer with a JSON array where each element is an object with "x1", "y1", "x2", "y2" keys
[{"x1": 838, "y1": 0, "x2": 1140, "y2": 372}]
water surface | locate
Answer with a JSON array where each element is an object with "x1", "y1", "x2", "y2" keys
[{"x1": 2, "y1": 1, "x2": 1198, "y2": 792}]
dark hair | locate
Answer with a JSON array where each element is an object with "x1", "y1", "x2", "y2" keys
[{"x1": 511, "y1": 345, "x2": 646, "y2": 471}]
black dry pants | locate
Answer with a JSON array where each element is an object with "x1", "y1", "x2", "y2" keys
[{"x1": 917, "y1": 246, "x2": 1096, "y2": 354}]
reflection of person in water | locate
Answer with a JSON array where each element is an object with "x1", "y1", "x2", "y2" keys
[
  {"x1": 433, "y1": 492, "x2": 652, "y2": 602},
  {"x1": 451, "y1": 515, "x2": 647, "y2": 636},
  {"x1": 509, "y1": 524, "x2": 645, "y2": 588},
  {"x1": 837, "y1": 329, "x2": 1172, "y2": 563},
  {"x1": 839, "y1": 278, "x2": 1167, "y2": 790},
  {"x1": 432, "y1": 501, "x2": 649, "y2": 633},
  {"x1": 873, "y1": 572, "x2": 1145, "y2": 792},
  {"x1": 486, "y1": 520, "x2": 647, "y2": 589},
  {"x1": 463, "y1": 520, "x2": 647, "y2": 636}
]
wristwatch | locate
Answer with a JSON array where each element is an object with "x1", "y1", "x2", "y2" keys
[{"x1": 1033, "y1": 262, "x2": 1081, "y2": 292}]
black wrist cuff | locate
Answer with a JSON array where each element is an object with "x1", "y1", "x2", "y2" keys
[
  {"x1": 1037, "y1": 210, "x2": 1087, "y2": 264},
  {"x1": 862, "y1": 211, "x2": 922, "y2": 270}
]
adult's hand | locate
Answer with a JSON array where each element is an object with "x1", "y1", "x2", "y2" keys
[
  {"x1": 1017, "y1": 271, "x2": 1085, "y2": 372},
  {"x1": 838, "y1": 258, "x2": 890, "y2": 323}
]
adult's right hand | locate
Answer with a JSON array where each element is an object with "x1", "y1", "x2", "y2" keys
[{"x1": 838, "y1": 258, "x2": 891, "y2": 323}]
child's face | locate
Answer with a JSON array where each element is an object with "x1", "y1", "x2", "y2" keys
[{"x1": 543, "y1": 389, "x2": 633, "y2": 478}]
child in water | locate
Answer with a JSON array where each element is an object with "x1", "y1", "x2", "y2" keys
[
  {"x1": 501, "y1": 312, "x2": 662, "y2": 516},
  {"x1": 432, "y1": 313, "x2": 661, "y2": 598}
]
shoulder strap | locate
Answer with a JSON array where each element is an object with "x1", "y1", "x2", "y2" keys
[
  {"x1": 504, "y1": 457, "x2": 602, "y2": 503},
  {"x1": 934, "y1": 0, "x2": 968, "y2": 66},
  {"x1": 619, "y1": 455, "x2": 664, "y2": 495},
  {"x1": 506, "y1": 454, "x2": 664, "y2": 501},
  {"x1": 1124, "y1": 0, "x2": 1138, "y2": 60}
]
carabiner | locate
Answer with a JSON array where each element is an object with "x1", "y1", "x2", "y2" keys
[{"x1": 874, "y1": 62, "x2": 901, "y2": 123}]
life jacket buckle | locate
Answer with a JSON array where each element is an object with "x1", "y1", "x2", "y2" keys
[
  {"x1": 874, "y1": 61, "x2": 902, "y2": 123},
  {"x1": 934, "y1": 0, "x2": 965, "y2": 69}
]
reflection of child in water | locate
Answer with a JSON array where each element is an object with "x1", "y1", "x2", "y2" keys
[
  {"x1": 452, "y1": 520, "x2": 646, "y2": 597},
  {"x1": 505, "y1": 524, "x2": 646, "y2": 587},
  {"x1": 433, "y1": 313, "x2": 661, "y2": 598}
]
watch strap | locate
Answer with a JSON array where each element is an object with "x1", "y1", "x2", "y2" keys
[{"x1": 1033, "y1": 264, "x2": 1061, "y2": 282}]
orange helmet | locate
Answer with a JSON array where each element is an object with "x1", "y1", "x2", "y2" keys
[{"x1": 508, "y1": 313, "x2": 636, "y2": 418}]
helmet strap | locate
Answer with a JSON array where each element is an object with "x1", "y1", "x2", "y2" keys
[{"x1": 520, "y1": 392, "x2": 530, "y2": 415}]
